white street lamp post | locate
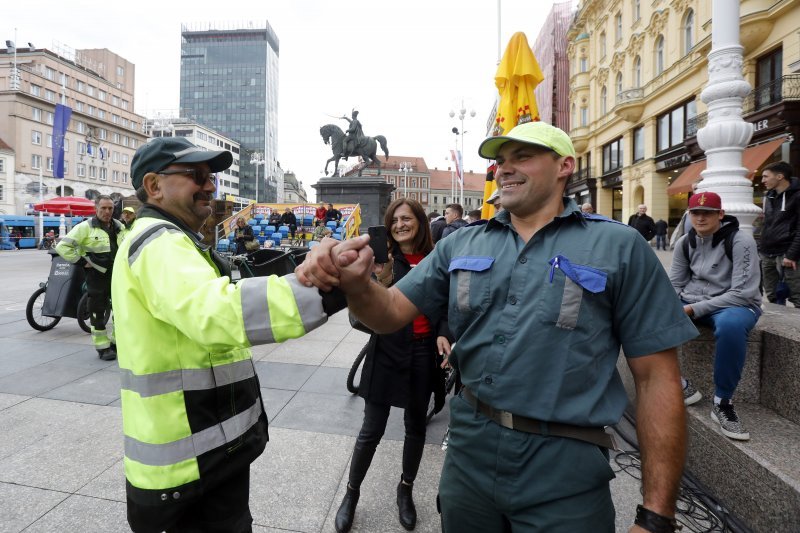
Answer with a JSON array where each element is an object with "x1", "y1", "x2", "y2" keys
[
  {"x1": 449, "y1": 101, "x2": 476, "y2": 207},
  {"x1": 399, "y1": 162, "x2": 412, "y2": 198},
  {"x1": 250, "y1": 152, "x2": 264, "y2": 204}
]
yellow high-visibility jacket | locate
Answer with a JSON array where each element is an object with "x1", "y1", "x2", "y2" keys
[
  {"x1": 112, "y1": 206, "x2": 340, "y2": 509},
  {"x1": 55, "y1": 217, "x2": 127, "y2": 274}
]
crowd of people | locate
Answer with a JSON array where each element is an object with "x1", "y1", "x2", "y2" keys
[{"x1": 41, "y1": 120, "x2": 797, "y2": 533}]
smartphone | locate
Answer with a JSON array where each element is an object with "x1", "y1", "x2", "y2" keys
[{"x1": 367, "y1": 225, "x2": 389, "y2": 263}]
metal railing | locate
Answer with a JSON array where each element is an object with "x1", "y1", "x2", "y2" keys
[
  {"x1": 616, "y1": 88, "x2": 644, "y2": 106},
  {"x1": 687, "y1": 75, "x2": 800, "y2": 137}
]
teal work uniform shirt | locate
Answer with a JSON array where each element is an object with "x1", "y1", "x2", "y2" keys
[{"x1": 396, "y1": 198, "x2": 698, "y2": 427}]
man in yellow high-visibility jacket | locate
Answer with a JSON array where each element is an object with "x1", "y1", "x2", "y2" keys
[
  {"x1": 55, "y1": 195, "x2": 126, "y2": 360},
  {"x1": 114, "y1": 137, "x2": 346, "y2": 532}
]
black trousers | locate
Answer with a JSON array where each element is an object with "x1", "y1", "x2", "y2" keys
[
  {"x1": 85, "y1": 267, "x2": 112, "y2": 331},
  {"x1": 348, "y1": 339, "x2": 432, "y2": 488},
  {"x1": 128, "y1": 468, "x2": 253, "y2": 533}
]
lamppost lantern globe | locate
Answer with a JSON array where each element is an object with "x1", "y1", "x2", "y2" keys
[
  {"x1": 470, "y1": 110, "x2": 476, "y2": 118},
  {"x1": 448, "y1": 110, "x2": 455, "y2": 119}
]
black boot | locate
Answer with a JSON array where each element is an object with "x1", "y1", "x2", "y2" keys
[
  {"x1": 335, "y1": 485, "x2": 359, "y2": 533},
  {"x1": 397, "y1": 477, "x2": 416, "y2": 530}
]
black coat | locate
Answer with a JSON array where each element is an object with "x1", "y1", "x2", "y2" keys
[
  {"x1": 233, "y1": 225, "x2": 254, "y2": 254},
  {"x1": 358, "y1": 248, "x2": 445, "y2": 408},
  {"x1": 760, "y1": 177, "x2": 800, "y2": 260},
  {"x1": 628, "y1": 213, "x2": 656, "y2": 241},
  {"x1": 430, "y1": 217, "x2": 447, "y2": 243}
]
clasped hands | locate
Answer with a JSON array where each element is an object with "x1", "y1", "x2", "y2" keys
[{"x1": 296, "y1": 235, "x2": 377, "y2": 293}]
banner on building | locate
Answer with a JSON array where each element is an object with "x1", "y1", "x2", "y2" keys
[{"x1": 52, "y1": 104, "x2": 72, "y2": 179}]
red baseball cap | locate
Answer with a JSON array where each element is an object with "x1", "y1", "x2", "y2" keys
[{"x1": 688, "y1": 192, "x2": 722, "y2": 211}]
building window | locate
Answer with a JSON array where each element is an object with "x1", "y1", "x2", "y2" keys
[
  {"x1": 98, "y1": 129, "x2": 107, "y2": 140},
  {"x1": 0, "y1": 159, "x2": 4, "y2": 172},
  {"x1": 579, "y1": 55, "x2": 588, "y2": 73},
  {"x1": 47, "y1": 157, "x2": 53, "y2": 172},
  {"x1": 113, "y1": 170, "x2": 120, "y2": 182},
  {"x1": 30, "y1": 84, "x2": 41, "y2": 96},
  {"x1": 45, "y1": 67, "x2": 55, "y2": 80},
  {"x1": 98, "y1": 89, "x2": 106, "y2": 101},
  {"x1": 122, "y1": 154, "x2": 129, "y2": 165},
  {"x1": 633, "y1": 56, "x2": 642, "y2": 87},
  {"x1": 77, "y1": 122, "x2": 85, "y2": 134},
  {"x1": 655, "y1": 35, "x2": 665, "y2": 75},
  {"x1": 77, "y1": 80, "x2": 85, "y2": 92},
  {"x1": 32, "y1": 154, "x2": 42, "y2": 169},
  {"x1": 601, "y1": 86, "x2": 608, "y2": 115},
  {"x1": 45, "y1": 89, "x2": 55, "y2": 102},
  {"x1": 756, "y1": 47, "x2": 783, "y2": 108},
  {"x1": 97, "y1": 109, "x2": 105, "y2": 119},
  {"x1": 633, "y1": 0, "x2": 641, "y2": 21},
  {"x1": 122, "y1": 172, "x2": 128, "y2": 184},
  {"x1": 580, "y1": 107, "x2": 589, "y2": 127},
  {"x1": 117, "y1": 66, "x2": 124, "y2": 77},
  {"x1": 113, "y1": 151, "x2": 120, "y2": 163},
  {"x1": 75, "y1": 101, "x2": 84, "y2": 112},
  {"x1": 89, "y1": 166, "x2": 97, "y2": 179},
  {"x1": 88, "y1": 105, "x2": 95, "y2": 116},
  {"x1": 112, "y1": 96, "x2": 119, "y2": 106},
  {"x1": 46, "y1": 112, "x2": 54, "y2": 125},
  {"x1": 121, "y1": 99, "x2": 129, "y2": 110},
  {"x1": 0, "y1": 184, "x2": 3, "y2": 201},
  {"x1": 77, "y1": 141, "x2": 86, "y2": 155},
  {"x1": 615, "y1": 13, "x2": 623, "y2": 44},
  {"x1": 63, "y1": 160, "x2": 68, "y2": 176},
  {"x1": 77, "y1": 163, "x2": 86, "y2": 177},
  {"x1": 683, "y1": 10, "x2": 695, "y2": 54},
  {"x1": 656, "y1": 100, "x2": 697, "y2": 152},
  {"x1": 571, "y1": 103, "x2": 576, "y2": 127},
  {"x1": 602, "y1": 137, "x2": 623, "y2": 174},
  {"x1": 434, "y1": 195, "x2": 438, "y2": 204},
  {"x1": 46, "y1": 134, "x2": 53, "y2": 148},
  {"x1": 600, "y1": 32, "x2": 607, "y2": 59},
  {"x1": 87, "y1": 86, "x2": 95, "y2": 97},
  {"x1": 99, "y1": 167, "x2": 107, "y2": 181},
  {"x1": 32, "y1": 131, "x2": 42, "y2": 145},
  {"x1": 615, "y1": 72, "x2": 623, "y2": 98},
  {"x1": 32, "y1": 107, "x2": 42, "y2": 121},
  {"x1": 633, "y1": 126, "x2": 645, "y2": 162}
]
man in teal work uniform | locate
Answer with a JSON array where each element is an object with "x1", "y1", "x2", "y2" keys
[{"x1": 298, "y1": 121, "x2": 697, "y2": 533}]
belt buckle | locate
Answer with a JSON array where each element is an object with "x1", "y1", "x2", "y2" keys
[{"x1": 499, "y1": 410, "x2": 514, "y2": 429}]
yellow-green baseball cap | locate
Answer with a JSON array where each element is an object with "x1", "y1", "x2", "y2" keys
[{"x1": 478, "y1": 121, "x2": 576, "y2": 160}]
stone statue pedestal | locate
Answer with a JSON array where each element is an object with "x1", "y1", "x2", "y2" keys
[{"x1": 312, "y1": 176, "x2": 395, "y2": 228}]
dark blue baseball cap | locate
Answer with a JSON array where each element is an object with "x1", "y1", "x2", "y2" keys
[{"x1": 131, "y1": 137, "x2": 233, "y2": 189}]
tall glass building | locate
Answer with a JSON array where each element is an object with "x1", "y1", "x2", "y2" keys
[{"x1": 180, "y1": 22, "x2": 280, "y2": 202}]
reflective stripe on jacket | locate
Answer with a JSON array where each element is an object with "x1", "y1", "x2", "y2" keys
[
  {"x1": 55, "y1": 218, "x2": 126, "y2": 273},
  {"x1": 112, "y1": 211, "x2": 328, "y2": 506}
]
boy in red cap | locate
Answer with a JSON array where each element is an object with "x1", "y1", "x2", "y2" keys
[{"x1": 669, "y1": 192, "x2": 761, "y2": 440}]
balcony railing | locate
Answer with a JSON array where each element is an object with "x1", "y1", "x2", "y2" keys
[
  {"x1": 572, "y1": 167, "x2": 594, "y2": 182},
  {"x1": 687, "y1": 75, "x2": 800, "y2": 137},
  {"x1": 616, "y1": 88, "x2": 644, "y2": 105}
]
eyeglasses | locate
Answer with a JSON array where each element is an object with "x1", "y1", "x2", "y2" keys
[{"x1": 157, "y1": 168, "x2": 216, "y2": 186}]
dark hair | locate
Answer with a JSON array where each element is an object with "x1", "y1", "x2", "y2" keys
[
  {"x1": 763, "y1": 161, "x2": 793, "y2": 181},
  {"x1": 468, "y1": 209, "x2": 482, "y2": 219},
  {"x1": 135, "y1": 187, "x2": 148, "y2": 203},
  {"x1": 428, "y1": 211, "x2": 440, "y2": 221},
  {"x1": 445, "y1": 203, "x2": 464, "y2": 218},
  {"x1": 95, "y1": 194, "x2": 113, "y2": 206},
  {"x1": 384, "y1": 198, "x2": 433, "y2": 255}
]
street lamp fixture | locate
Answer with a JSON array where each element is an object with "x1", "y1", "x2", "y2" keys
[
  {"x1": 398, "y1": 162, "x2": 412, "y2": 197},
  {"x1": 250, "y1": 151, "x2": 265, "y2": 203},
  {"x1": 448, "y1": 101, "x2": 476, "y2": 206}
]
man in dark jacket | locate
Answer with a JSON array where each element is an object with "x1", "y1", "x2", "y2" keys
[
  {"x1": 325, "y1": 203, "x2": 342, "y2": 225},
  {"x1": 759, "y1": 161, "x2": 800, "y2": 305},
  {"x1": 430, "y1": 212, "x2": 447, "y2": 243},
  {"x1": 655, "y1": 219, "x2": 668, "y2": 250},
  {"x1": 279, "y1": 207, "x2": 298, "y2": 238},
  {"x1": 441, "y1": 203, "x2": 468, "y2": 239},
  {"x1": 628, "y1": 204, "x2": 656, "y2": 243}
]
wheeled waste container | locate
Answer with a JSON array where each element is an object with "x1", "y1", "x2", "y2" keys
[{"x1": 41, "y1": 250, "x2": 85, "y2": 319}]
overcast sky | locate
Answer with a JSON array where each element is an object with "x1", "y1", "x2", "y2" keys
[{"x1": 3, "y1": 0, "x2": 564, "y2": 195}]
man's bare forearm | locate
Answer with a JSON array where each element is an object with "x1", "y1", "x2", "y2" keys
[
  {"x1": 631, "y1": 351, "x2": 686, "y2": 517},
  {"x1": 346, "y1": 282, "x2": 418, "y2": 334}
]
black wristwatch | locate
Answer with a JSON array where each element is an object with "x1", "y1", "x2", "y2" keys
[{"x1": 634, "y1": 505, "x2": 681, "y2": 533}]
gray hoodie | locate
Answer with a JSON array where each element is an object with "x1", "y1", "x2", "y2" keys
[{"x1": 669, "y1": 217, "x2": 761, "y2": 318}]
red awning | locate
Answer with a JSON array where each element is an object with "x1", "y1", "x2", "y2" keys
[
  {"x1": 666, "y1": 160, "x2": 707, "y2": 195},
  {"x1": 33, "y1": 196, "x2": 96, "y2": 216},
  {"x1": 666, "y1": 137, "x2": 787, "y2": 195}
]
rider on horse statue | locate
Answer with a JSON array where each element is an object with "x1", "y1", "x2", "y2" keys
[{"x1": 340, "y1": 110, "x2": 364, "y2": 160}]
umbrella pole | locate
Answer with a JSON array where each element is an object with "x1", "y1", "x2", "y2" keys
[{"x1": 38, "y1": 167, "x2": 43, "y2": 244}]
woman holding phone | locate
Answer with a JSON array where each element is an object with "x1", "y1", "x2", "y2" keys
[{"x1": 335, "y1": 198, "x2": 449, "y2": 533}]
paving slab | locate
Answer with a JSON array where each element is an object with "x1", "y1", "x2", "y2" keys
[
  {"x1": 0, "y1": 392, "x2": 29, "y2": 412},
  {"x1": 255, "y1": 338, "x2": 337, "y2": 366},
  {"x1": 41, "y1": 368, "x2": 121, "y2": 405},
  {"x1": 300, "y1": 366, "x2": 354, "y2": 396},
  {"x1": 261, "y1": 387, "x2": 297, "y2": 422},
  {"x1": 76, "y1": 459, "x2": 126, "y2": 503},
  {"x1": 255, "y1": 361, "x2": 317, "y2": 391},
  {"x1": 0, "y1": 362, "x2": 99, "y2": 396},
  {"x1": 21, "y1": 493, "x2": 129, "y2": 533},
  {"x1": 249, "y1": 427, "x2": 355, "y2": 532},
  {"x1": 322, "y1": 340, "x2": 367, "y2": 369},
  {"x1": 0, "y1": 399, "x2": 122, "y2": 492},
  {"x1": 303, "y1": 323, "x2": 353, "y2": 343},
  {"x1": 0, "y1": 481, "x2": 69, "y2": 533}
]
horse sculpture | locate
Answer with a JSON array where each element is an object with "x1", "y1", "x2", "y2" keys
[{"x1": 320, "y1": 124, "x2": 389, "y2": 177}]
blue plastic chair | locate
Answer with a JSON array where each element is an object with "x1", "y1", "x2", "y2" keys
[
  {"x1": 278, "y1": 226, "x2": 290, "y2": 235},
  {"x1": 257, "y1": 235, "x2": 267, "y2": 245},
  {"x1": 264, "y1": 225, "x2": 276, "y2": 234},
  {"x1": 331, "y1": 233, "x2": 342, "y2": 241},
  {"x1": 254, "y1": 214, "x2": 265, "y2": 222},
  {"x1": 251, "y1": 226, "x2": 261, "y2": 235},
  {"x1": 247, "y1": 219, "x2": 257, "y2": 226},
  {"x1": 325, "y1": 221, "x2": 337, "y2": 230},
  {"x1": 216, "y1": 239, "x2": 229, "y2": 253},
  {"x1": 303, "y1": 216, "x2": 314, "y2": 226}
]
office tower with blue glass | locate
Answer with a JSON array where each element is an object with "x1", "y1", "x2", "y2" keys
[{"x1": 180, "y1": 22, "x2": 279, "y2": 202}]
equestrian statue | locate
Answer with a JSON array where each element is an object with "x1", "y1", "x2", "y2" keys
[{"x1": 320, "y1": 110, "x2": 389, "y2": 176}]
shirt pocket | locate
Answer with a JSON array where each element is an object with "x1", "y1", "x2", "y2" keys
[
  {"x1": 547, "y1": 254, "x2": 608, "y2": 330},
  {"x1": 448, "y1": 256, "x2": 494, "y2": 313}
]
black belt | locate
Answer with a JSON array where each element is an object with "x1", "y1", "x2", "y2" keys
[{"x1": 462, "y1": 387, "x2": 618, "y2": 450}]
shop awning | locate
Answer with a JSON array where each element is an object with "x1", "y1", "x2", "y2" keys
[
  {"x1": 666, "y1": 136, "x2": 787, "y2": 195},
  {"x1": 666, "y1": 160, "x2": 706, "y2": 195}
]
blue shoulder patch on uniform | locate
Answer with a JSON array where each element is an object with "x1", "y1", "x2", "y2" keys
[{"x1": 582, "y1": 213, "x2": 627, "y2": 226}]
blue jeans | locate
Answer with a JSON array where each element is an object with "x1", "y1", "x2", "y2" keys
[
  {"x1": 655, "y1": 234, "x2": 667, "y2": 250},
  {"x1": 692, "y1": 306, "x2": 760, "y2": 400}
]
